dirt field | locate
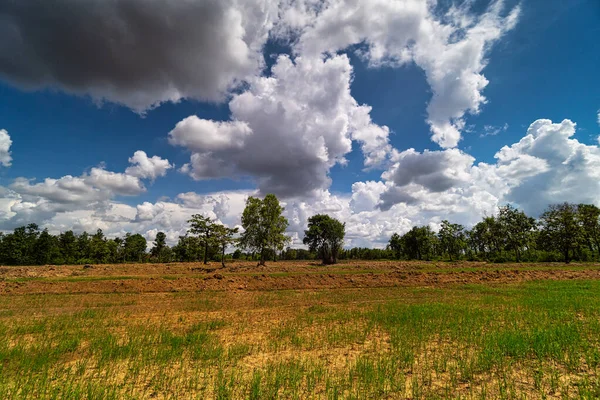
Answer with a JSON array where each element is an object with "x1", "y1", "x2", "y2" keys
[
  {"x1": 2, "y1": 260, "x2": 600, "y2": 295},
  {"x1": 1, "y1": 260, "x2": 600, "y2": 399}
]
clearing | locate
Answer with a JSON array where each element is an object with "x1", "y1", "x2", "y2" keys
[{"x1": 1, "y1": 260, "x2": 600, "y2": 399}]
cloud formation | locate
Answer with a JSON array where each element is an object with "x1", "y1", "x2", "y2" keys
[
  {"x1": 0, "y1": 0, "x2": 277, "y2": 112},
  {"x1": 2, "y1": 151, "x2": 172, "y2": 229},
  {"x1": 170, "y1": 55, "x2": 391, "y2": 197},
  {"x1": 280, "y1": 0, "x2": 520, "y2": 148},
  {"x1": 3, "y1": 118, "x2": 599, "y2": 249},
  {"x1": 0, "y1": 129, "x2": 12, "y2": 167},
  {"x1": 378, "y1": 119, "x2": 600, "y2": 219},
  {"x1": 125, "y1": 151, "x2": 174, "y2": 181}
]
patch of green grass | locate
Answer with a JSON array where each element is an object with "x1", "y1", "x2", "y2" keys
[{"x1": 2, "y1": 278, "x2": 600, "y2": 398}]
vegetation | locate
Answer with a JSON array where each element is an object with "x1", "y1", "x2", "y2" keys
[
  {"x1": 303, "y1": 214, "x2": 345, "y2": 264},
  {"x1": 239, "y1": 194, "x2": 290, "y2": 265},
  {"x1": 188, "y1": 214, "x2": 218, "y2": 265},
  {"x1": 388, "y1": 202, "x2": 600, "y2": 263},
  {"x1": 2, "y1": 199, "x2": 600, "y2": 266},
  {"x1": 2, "y1": 263, "x2": 600, "y2": 399}
]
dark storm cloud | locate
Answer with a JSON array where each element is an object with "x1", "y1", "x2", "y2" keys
[{"x1": 0, "y1": 0, "x2": 274, "y2": 111}]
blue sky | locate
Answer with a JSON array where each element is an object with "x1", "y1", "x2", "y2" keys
[{"x1": 0, "y1": 0, "x2": 598, "y2": 246}]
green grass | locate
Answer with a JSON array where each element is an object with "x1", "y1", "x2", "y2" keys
[{"x1": 1, "y1": 280, "x2": 600, "y2": 398}]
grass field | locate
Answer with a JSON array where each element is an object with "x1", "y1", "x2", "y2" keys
[{"x1": 1, "y1": 261, "x2": 600, "y2": 399}]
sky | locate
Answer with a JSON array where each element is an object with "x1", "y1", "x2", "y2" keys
[{"x1": 0, "y1": 0, "x2": 599, "y2": 248}]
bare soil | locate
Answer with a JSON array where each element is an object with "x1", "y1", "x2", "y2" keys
[{"x1": 1, "y1": 260, "x2": 599, "y2": 295}]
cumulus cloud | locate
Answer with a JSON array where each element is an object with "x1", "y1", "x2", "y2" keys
[
  {"x1": 383, "y1": 148, "x2": 475, "y2": 193},
  {"x1": 280, "y1": 0, "x2": 520, "y2": 148},
  {"x1": 2, "y1": 119, "x2": 600, "y2": 247},
  {"x1": 378, "y1": 119, "x2": 600, "y2": 220},
  {"x1": 494, "y1": 119, "x2": 600, "y2": 216},
  {"x1": 2, "y1": 150, "x2": 172, "y2": 230},
  {"x1": 170, "y1": 55, "x2": 391, "y2": 197},
  {"x1": 0, "y1": 129, "x2": 12, "y2": 167},
  {"x1": 0, "y1": 0, "x2": 277, "y2": 112},
  {"x1": 125, "y1": 151, "x2": 173, "y2": 180}
]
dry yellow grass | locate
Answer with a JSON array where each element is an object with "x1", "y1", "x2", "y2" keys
[{"x1": 1, "y1": 261, "x2": 600, "y2": 398}]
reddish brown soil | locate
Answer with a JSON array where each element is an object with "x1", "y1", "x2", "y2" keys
[{"x1": 1, "y1": 260, "x2": 599, "y2": 295}]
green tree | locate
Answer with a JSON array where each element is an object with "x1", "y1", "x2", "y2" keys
[
  {"x1": 77, "y1": 232, "x2": 91, "y2": 262},
  {"x1": 59, "y1": 231, "x2": 78, "y2": 264},
  {"x1": 172, "y1": 235, "x2": 201, "y2": 262},
  {"x1": 438, "y1": 220, "x2": 466, "y2": 261},
  {"x1": 497, "y1": 205, "x2": 536, "y2": 262},
  {"x1": 2, "y1": 228, "x2": 27, "y2": 265},
  {"x1": 402, "y1": 226, "x2": 437, "y2": 260},
  {"x1": 124, "y1": 233, "x2": 147, "y2": 262},
  {"x1": 576, "y1": 204, "x2": 600, "y2": 259},
  {"x1": 212, "y1": 225, "x2": 239, "y2": 267},
  {"x1": 303, "y1": 214, "x2": 345, "y2": 264},
  {"x1": 188, "y1": 214, "x2": 216, "y2": 264},
  {"x1": 387, "y1": 233, "x2": 402, "y2": 259},
  {"x1": 151, "y1": 232, "x2": 170, "y2": 262},
  {"x1": 538, "y1": 203, "x2": 582, "y2": 263},
  {"x1": 35, "y1": 229, "x2": 61, "y2": 265},
  {"x1": 90, "y1": 229, "x2": 110, "y2": 263},
  {"x1": 106, "y1": 238, "x2": 124, "y2": 263},
  {"x1": 239, "y1": 194, "x2": 289, "y2": 266}
]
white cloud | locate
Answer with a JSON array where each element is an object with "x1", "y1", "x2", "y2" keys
[
  {"x1": 125, "y1": 151, "x2": 173, "y2": 181},
  {"x1": 493, "y1": 119, "x2": 600, "y2": 215},
  {"x1": 169, "y1": 118, "x2": 252, "y2": 153},
  {"x1": 2, "y1": 150, "x2": 172, "y2": 230},
  {"x1": 2, "y1": 119, "x2": 600, "y2": 248},
  {"x1": 171, "y1": 54, "x2": 391, "y2": 197},
  {"x1": 280, "y1": 0, "x2": 520, "y2": 148},
  {"x1": 378, "y1": 119, "x2": 600, "y2": 220},
  {"x1": 480, "y1": 123, "x2": 509, "y2": 137},
  {"x1": 0, "y1": 129, "x2": 12, "y2": 167}
]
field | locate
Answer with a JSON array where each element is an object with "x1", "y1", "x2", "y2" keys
[{"x1": 1, "y1": 261, "x2": 600, "y2": 399}]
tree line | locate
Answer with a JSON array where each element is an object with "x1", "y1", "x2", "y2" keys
[
  {"x1": 387, "y1": 203, "x2": 600, "y2": 263},
  {"x1": 1, "y1": 196, "x2": 599, "y2": 266}
]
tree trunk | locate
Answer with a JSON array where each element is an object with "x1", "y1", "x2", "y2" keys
[
  {"x1": 203, "y1": 240, "x2": 208, "y2": 265},
  {"x1": 221, "y1": 245, "x2": 225, "y2": 268},
  {"x1": 258, "y1": 249, "x2": 265, "y2": 266}
]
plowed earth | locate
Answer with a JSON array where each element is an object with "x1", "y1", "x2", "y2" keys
[{"x1": 2, "y1": 260, "x2": 600, "y2": 295}]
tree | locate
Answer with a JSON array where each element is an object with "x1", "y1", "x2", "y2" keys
[
  {"x1": 90, "y1": 229, "x2": 110, "y2": 263},
  {"x1": 34, "y1": 229, "x2": 60, "y2": 265},
  {"x1": 124, "y1": 233, "x2": 147, "y2": 262},
  {"x1": 151, "y1": 232, "x2": 169, "y2": 262},
  {"x1": 239, "y1": 194, "x2": 289, "y2": 266},
  {"x1": 303, "y1": 214, "x2": 345, "y2": 264},
  {"x1": 172, "y1": 235, "x2": 201, "y2": 262},
  {"x1": 59, "y1": 231, "x2": 78, "y2": 264},
  {"x1": 77, "y1": 232, "x2": 91, "y2": 262},
  {"x1": 468, "y1": 216, "x2": 502, "y2": 258},
  {"x1": 538, "y1": 203, "x2": 582, "y2": 263},
  {"x1": 212, "y1": 225, "x2": 239, "y2": 267},
  {"x1": 106, "y1": 238, "x2": 124, "y2": 263},
  {"x1": 387, "y1": 233, "x2": 402, "y2": 259},
  {"x1": 576, "y1": 204, "x2": 600, "y2": 259},
  {"x1": 188, "y1": 214, "x2": 216, "y2": 264},
  {"x1": 497, "y1": 205, "x2": 536, "y2": 262},
  {"x1": 402, "y1": 226, "x2": 437, "y2": 260},
  {"x1": 438, "y1": 220, "x2": 466, "y2": 261}
]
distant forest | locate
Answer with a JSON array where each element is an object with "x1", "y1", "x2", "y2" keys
[{"x1": 0, "y1": 200, "x2": 598, "y2": 266}]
